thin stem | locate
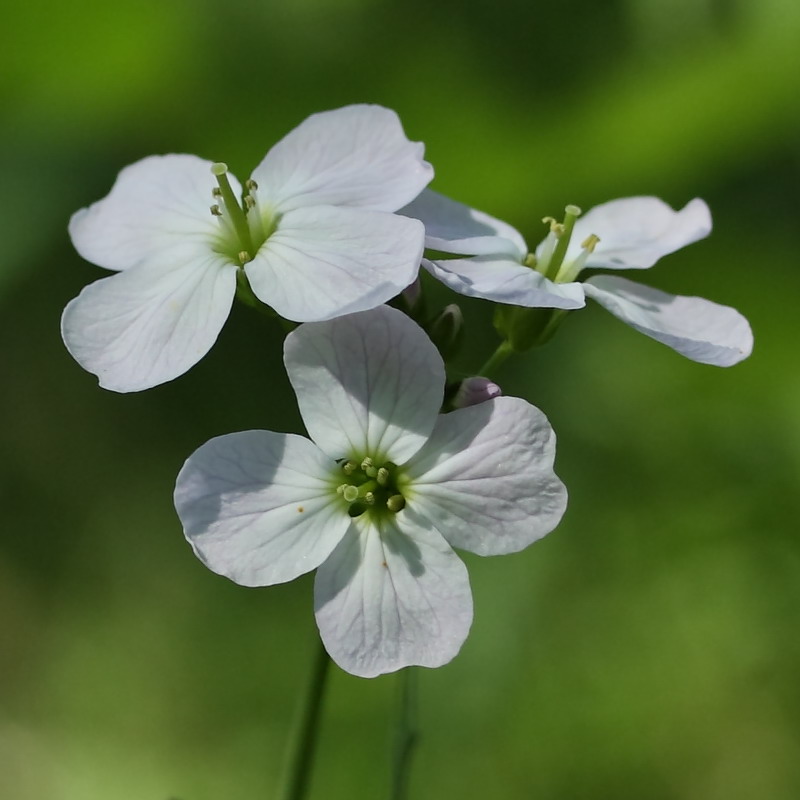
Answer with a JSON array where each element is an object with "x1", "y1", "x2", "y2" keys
[
  {"x1": 390, "y1": 667, "x2": 419, "y2": 800},
  {"x1": 477, "y1": 340, "x2": 514, "y2": 379},
  {"x1": 279, "y1": 637, "x2": 332, "y2": 800}
]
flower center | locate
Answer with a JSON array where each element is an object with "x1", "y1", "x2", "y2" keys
[
  {"x1": 335, "y1": 457, "x2": 406, "y2": 518},
  {"x1": 209, "y1": 162, "x2": 276, "y2": 266},
  {"x1": 524, "y1": 204, "x2": 600, "y2": 284}
]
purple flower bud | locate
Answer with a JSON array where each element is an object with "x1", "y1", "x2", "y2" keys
[{"x1": 453, "y1": 376, "x2": 502, "y2": 408}]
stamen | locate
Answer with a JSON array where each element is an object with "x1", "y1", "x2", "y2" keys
[
  {"x1": 363, "y1": 492, "x2": 375, "y2": 505},
  {"x1": 376, "y1": 467, "x2": 389, "y2": 486},
  {"x1": 210, "y1": 205, "x2": 222, "y2": 216},
  {"x1": 238, "y1": 251, "x2": 252, "y2": 264},
  {"x1": 343, "y1": 461, "x2": 357, "y2": 475},
  {"x1": 246, "y1": 179, "x2": 258, "y2": 192}
]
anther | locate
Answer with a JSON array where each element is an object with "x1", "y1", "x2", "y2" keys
[
  {"x1": 246, "y1": 179, "x2": 258, "y2": 191},
  {"x1": 343, "y1": 461, "x2": 357, "y2": 475},
  {"x1": 212, "y1": 187, "x2": 222, "y2": 198},
  {"x1": 343, "y1": 485, "x2": 359, "y2": 503},
  {"x1": 376, "y1": 467, "x2": 389, "y2": 486},
  {"x1": 387, "y1": 495, "x2": 406, "y2": 513},
  {"x1": 210, "y1": 205, "x2": 222, "y2": 216},
  {"x1": 238, "y1": 251, "x2": 251, "y2": 264},
  {"x1": 363, "y1": 492, "x2": 375, "y2": 505},
  {"x1": 244, "y1": 195, "x2": 256, "y2": 210},
  {"x1": 581, "y1": 234, "x2": 600, "y2": 252}
]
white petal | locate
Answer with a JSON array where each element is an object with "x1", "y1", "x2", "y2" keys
[
  {"x1": 423, "y1": 257, "x2": 586, "y2": 310},
  {"x1": 284, "y1": 305, "x2": 444, "y2": 463},
  {"x1": 251, "y1": 105, "x2": 433, "y2": 214},
  {"x1": 69, "y1": 154, "x2": 236, "y2": 271},
  {"x1": 568, "y1": 196, "x2": 712, "y2": 271},
  {"x1": 314, "y1": 515, "x2": 473, "y2": 677},
  {"x1": 245, "y1": 206, "x2": 424, "y2": 322},
  {"x1": 401, "y1": 189, "x2": 527, "y2": 258},
  {"x1": 174, "y1": 431, "x2": 349, "y2": 587},
  {"x1": 404, "y1": 397, "x2": 567, "y2": 555},
  {"x1": 61, "y1": 245, "x2": 237, "y2": 392},
  {"x1": 583, "y1": 275, "x2": 753, "y2": 366}
]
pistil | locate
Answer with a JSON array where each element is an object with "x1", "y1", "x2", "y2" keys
[{"x1": 210, "y1": 162, "x2": 254, "y2": 263}]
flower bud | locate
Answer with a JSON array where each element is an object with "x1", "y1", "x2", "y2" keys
[
  {"x1": 452, "y1": 377, "x2": 502, "y2": 408},
  {"x1": 427, "y1": 303, "x2": 464, "y2": 361}
]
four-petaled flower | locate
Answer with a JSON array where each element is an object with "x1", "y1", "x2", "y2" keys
[
  {"x1": 403, "y1": 191, "x2": 753, "y2": 366},
  {"x1": 63, "y1": 105, "x2": 432, "y2": 392},
  {"x1": 173, "y1": 305, "x2": 567, "y2": 677}
]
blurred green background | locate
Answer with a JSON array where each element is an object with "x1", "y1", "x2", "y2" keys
[{"x1": 1, "y1": 0, "x2": 798, "y2": 797}]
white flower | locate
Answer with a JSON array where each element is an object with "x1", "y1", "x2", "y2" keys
[
  {"x1": 402, "y1": 191, "x2": 753, "y2": 366},
  {"x1": 173, "y1": 305, "x2": 567, "y2": 678},
  {"x1": 63, "y1": 105, "x2": 432, "y2": 392}
]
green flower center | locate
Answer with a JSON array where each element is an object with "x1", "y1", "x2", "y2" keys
[
  {"x1": 335, "y1": 456, "x2": 407, "y2": 519},
  {"x1": 209, "y1": 162, "x2": 277, "y2": 266},
  {"x1": 524, "y1": 204, "x2": 600, "y2": 284}
]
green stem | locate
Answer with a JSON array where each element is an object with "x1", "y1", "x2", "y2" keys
[
  {"x1": 390, "y1": 668, "x2": 418, "y2": 800},
  {"x1": 279, "y1": 637, "x2": 332, "y2": 800},
  {"x1": 477, "y1": 340, "x2": 514, "y2": 379}
]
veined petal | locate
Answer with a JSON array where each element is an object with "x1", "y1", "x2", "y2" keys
[
  {"x1": 401, "y1": 189, "x2": 527, "y2": 258},
  {"x1": 404, "y1": 397, "x2": 567, "y2": 555},
  {"x1": 174, "y1": 431, "x2": 349, "y2": 587},
  {"x1": 423, "y1": 257, "x2": 586, "y2": 310},
  {"x1": 284, "y1": 305, "x2": 444, "y2": 463},
  {"x1": 251, "y1": 105, "x2": 433, "y2": 214},
  {"x1": 61, "y1": 245, "x2": 237, "y2": 392},
  {"x1": 569, "y1": 196, "x2": 712, "y2": 271},
  {"x1": 69, "y1": 154, "x2": 236, "y2": 272},
  {"x1": 583, "y1": 275, "x2": 753, "y2": 366},
  {"x1": 245, "y1": 206, "x2": 424, "y2": 322},
  {"x1": 314, "y1": 515, "x2": 473, "y2": 677}
]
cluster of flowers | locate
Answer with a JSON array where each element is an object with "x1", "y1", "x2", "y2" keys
[{"x1": 63, "y1": 105, "x2": 752, "y2": 677}]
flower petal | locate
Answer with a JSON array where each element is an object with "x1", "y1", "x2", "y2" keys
[
  {"x1": 284, "y1": 305, "x2": 444, "y2": 463},
  {"x1": 245, "y1": 206, "x2": 424, "y2": 322},
  {"x1": 583, "y1": 275, "x2": 753, "y2": 366},
  {"x1": 69, "y1": 154, "x2": 235, "y2": 271},
  {"x1": 568, "y1": 196, "x2": 712, "y2": 271},
  {"x1": 174, "y1": 431, "x2": 349, "y2": 587},
  {"x1": 314, "y1": 515, "x2": 473, "y2": 677},
  {"x1": 423, "y1": 256, "x2": 586, "y2": 309},
  {"x1": 61, "y1": 245, "x2": 237, "y2": 392},
  {"x1": 404, "y1": 397, "x2": 567, "y2": 555},
  {"x1": 401, "y1": 189, "x2": 527, "y2": 258},
  {"x1": 251, "y1": 105, "x2": 433, "y2": 214}
]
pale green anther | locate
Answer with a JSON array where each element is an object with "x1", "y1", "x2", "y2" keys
[
  {"x1": 343, "y1": 485, "x2": 359, "y2": 503},
  {"x1": 336, "y1": 484, "x2": 346, "y2": 495},
  {"x1": 343, "y1": 461, "x2": 357, "y2": 475},
  {"x1": 524, "y1": 253, "x2": 537, "y2": 269},
  {"x1": 246, "y1": 179, "x2": 258, "y2": 191},
  {"x1": 210, "y1": 205, "x2": 222, "y2": 216},
  {"x1": 238, "y1": 251, "x2": 251, "y2": 264},
  {"x1": 376, "y1": 467, "x2": 389, "y2": 486},
  {"x1": 244, "y1": 195, "x2": 256, "y2": 210},
  {"x1": 361, "y1": 457, "x2": 374, "y2": 472},
  {"x1": 387, "y1": 494, "x2": 406, "y2": 513},
  {"x1": 581, "y1": 233, "x2": 600, "y2": 252},
  {"x1": 363, "y1": 492, "x2": 375, "y2": 505}
]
